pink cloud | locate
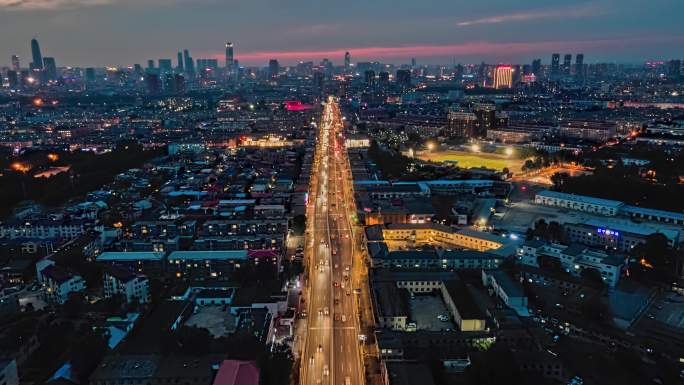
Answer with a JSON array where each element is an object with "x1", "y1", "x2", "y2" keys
[
  {"x1": 456, "y1": 3, "x2": 605, "y2": 27},
  {"x1": 215, "y1": 36, "x2": 684, "y2": 65}
]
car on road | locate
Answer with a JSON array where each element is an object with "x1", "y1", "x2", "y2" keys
[
  {"x1": 323, "y1": 365, "x2": 329, "y2": 377},
  {"x1": 324, "y1": 307, "x2": 329, "y2": 315},
  {"x1": 317, "y1": 344, "x2": 323, "y2": 353},
  {"x1": 309, "y1": 356, "x2": 314, "y2": 366}
]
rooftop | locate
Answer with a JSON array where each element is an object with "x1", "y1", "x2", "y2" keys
[
  {"x1": 97, "y1": 251, "x2": 165, "y2": 262},
  {"x1": 536, "y1": 190, "x2": 624, "y2": 209},
  {"x1": 167, "y1": 250, "x2": 248, "y2": 261}
]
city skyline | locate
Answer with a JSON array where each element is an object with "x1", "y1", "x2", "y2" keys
[{"x1": 0, "y1": 0, "x2": 682, "y2": 67}]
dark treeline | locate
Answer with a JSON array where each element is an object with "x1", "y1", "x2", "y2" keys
[{"x1": 0, "y1": 142, "x2": 164, "y2": 218}]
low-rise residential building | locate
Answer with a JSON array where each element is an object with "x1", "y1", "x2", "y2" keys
[
  {"x1": 212, "y1": 360, "x2": 259, "y2": 385},
  {"x1": 481, "y1": 269, "x2": 529, "y2": 317},
  {"x1": 534, "y1": 190, "x2": 623, "y2": 216},
  {"x1": 370, "y1": 247, "x2": 503, "y2": 270},
  {"x1": 564, "y1": 219, "x2": 679, "y2": 251},
  {"x1": 103, "y1": 266, "x2": 150, "y2": 304},
  {"x1": 0, "y1": 219, "x2": 90, "y2": 240},
  {"x1": 167, "y1": 250, "x2": 249, "y2": 277},
  {"x1": 374, "y1": 281, "x2": 410, "y2": 331},
  {"x1": 441, "y1": 280, "x2": 487, "y2": 332},
  {"x1": 96, "y1": 251, "x2": 166, "y2": 275},
  {"x1": 41, "y1": 265, "x2": 86, "y2": 304},
  {"x1": 517, "y1": 240, "x2": 624, "y2": 287},
  {"x1": 379, "y1": 223, "x2": 517, "y2": 254}
]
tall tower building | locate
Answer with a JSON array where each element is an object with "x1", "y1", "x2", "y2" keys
[
  {"x1": 551, "y1": 53, "x2": 560, "y2": 78},
  {"x1": 493, "y1": 65, "x2": 513, "y2": 89},
  {"x1": 668, "y1": 59, "x2": 682, "y2": 79},
  {"x1": 43, "y1": 57, "x2": 57, "y2": 80},
  {"x1": 344, "y1": 51, "x2": 351, "y2": 72},
  {"x1": 268, "y1": 59, "x2": 279, "y2": 78},
  {"x1": 177, "y1": 51, "x2": 184, "y2": 72},
  {"x1": 563, "y1": 54, "x2": 572, "y2": 75},
  {"x1": 158, "y1": 59, "x2": 173, "y2": 74},
  {"x1": 11, "y1": 55, "x2": 20, "y2": 71},
  {"x1": 364, "y1": 69, "x2": 375, "y2": 87},
  {"x1": 225, "y1": 42, "x2": 234, "y2": 68},
  {"x1": 30, "y1": 38, "x2": 43, "y2": 70},
  {"x1": 531, "y1": 59, "x2": 541, "y2": 77},
  {"x1": 575, "y1": 53, "x2": 585, "y2": 81},
  {"x1": 183, "y1": 49, "x2": 194, "y2": 75},
  {"x1": 396, "y1": 69, "x2": 411, "y2": 88}
]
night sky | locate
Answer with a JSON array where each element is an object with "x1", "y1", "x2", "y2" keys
[{"x1": 0, "y1": 0, "x2": 682, "y2": 67}]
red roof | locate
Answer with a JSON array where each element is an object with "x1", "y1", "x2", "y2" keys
[{"x1": 213, "y1": 360, "x2": 259, "y2": 385}]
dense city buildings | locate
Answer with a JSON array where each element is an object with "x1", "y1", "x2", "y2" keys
[{"x1": 0, "y1": 5, "x2": 684, "y2": 385}]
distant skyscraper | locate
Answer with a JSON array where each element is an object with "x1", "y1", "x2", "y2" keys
[
  {"x1": 575, "y1": 54, "x2": 585, "y2": 81},
  {"x1": 11, "y1": 55, "x2": 20, "y2": 71},
  {"x1": 158, "y1": 59, "x2": 173, "y2": 74},
  {"x1": 183, "y1": 49, "x2": 194, "y2": 75},
  {"x1": 493, "y1": 65, "x2": 513, "y2": 89},
  {"x1": 321, "y1": 58, "x2": 333, "y2": 78},
  {"x1": 364, "y1": 69, "x2": 375, "y2": 87},
  {"x1": 42, "y1": 57, "x2": 57, "y2": 80},
  {"x1": 174, "y1": 74, "x2": 186, "y2": 93},
  {"x1": 7, "y1": 71, "x2": 19, "y2": 89},
  {"x1": 531, "y1": 59, "x2": 541, "y2": 77},
  {"x1": 551, "y1": 53, "x2": 560, "y2": 78},
  {"x1": 85, "y1": 67, "x2": 96, "y2": 83},
  {"x1": 196, "y1": 59, "x2": 219, "y2": 77},
  {"x1": 145, "y1": 73, "x2": 161, "y2": 94},
  {"x1": 268, "y1": 59, "x2": 279, "y2": 78},
  {"x1": 30, "y1": 38, "x2": 43, "y2": 70},
  {"x1": 344, "y1": 51, "x2": 351, "y2": 72},
  {"x1": 313, "y1": 71, "x2": 324, "y2": 89},
  {"x1": 177, "y1": 51, "x2": 184, "y2": 72},
  {"x1": 225, "y1": 42, "x2": 234, "y2": 68},
  {"x1": 563, "y1": 54, "x2": 572, "y2": 75},
  {"x1": 378, "y1": 71, "x2": 390, "y2": 89},
  {"x1": 667, "y1": 59, "x2": 681, "y2": 79},
  {"x1": 147, "y1": 59, "x2": 155, "y2": 69},
  {"x1": 411, "y1": 57, "x2": 416, "y2": 68},
  {"x1": 396, "y1": 69, "x2": 411, "y2": 88}
]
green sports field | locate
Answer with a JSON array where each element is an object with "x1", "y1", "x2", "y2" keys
[{"x1": 418, "y1": 150, "x2": 525, "y2": 172}]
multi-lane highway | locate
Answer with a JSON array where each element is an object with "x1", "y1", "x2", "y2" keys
[{"x1": 301, "y1": 96, "x2": 364, "y2": 385}]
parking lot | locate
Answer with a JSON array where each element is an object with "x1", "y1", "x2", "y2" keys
[
  {"x1": 409, "y1": 293, "x2": 456, "y2": 331},
  {"x1": 185, "y1": 305, "x2": 237, "y2": 337},
  {"x1": 649, "y1": 292, "x2": 684, "y2": 328}
]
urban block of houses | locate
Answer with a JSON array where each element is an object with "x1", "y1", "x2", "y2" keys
[
  {"x1": 535, "y1": 190, "x2": 684, "y2": 226},
  {"x1": 517, "y1": 240, "x2": 625, "y2": 287},
  {"x1": 481, "y1": 269, "x2": 529, "y2": 317},
  {"x1": 370, "y1": 223, "x2": 519, "y2": 255},
  {"x1": 103, "y1": 265, "x2": 150, "y2": 304},
  {"x1": 372, "y1": 270, "x2": 487, "y2": 332}
]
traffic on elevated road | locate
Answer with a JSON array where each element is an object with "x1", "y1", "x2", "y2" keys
[{"x1": 300, "y1": 96, "x2": 364, "y2": 385}]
